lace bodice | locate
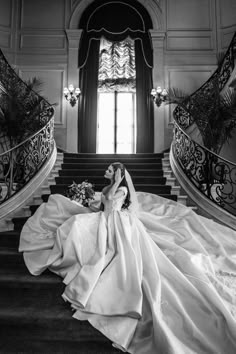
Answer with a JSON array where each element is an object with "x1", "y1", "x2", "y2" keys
[{"x1": 101, "y1": 187, "x2": 127, "y2": 213}]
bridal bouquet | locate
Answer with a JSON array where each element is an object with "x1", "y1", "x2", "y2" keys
[{"x1": 65, "y1": 180, "x2": 95, "y2": 207}]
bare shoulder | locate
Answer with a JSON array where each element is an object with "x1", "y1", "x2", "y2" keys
[{"x1": 102, "y1": 185, "x2": 110, "y2": 195}]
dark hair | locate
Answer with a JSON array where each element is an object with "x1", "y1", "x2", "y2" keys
[{"x1": 111, "y1": 162, "x2": 131, "y2": 210}]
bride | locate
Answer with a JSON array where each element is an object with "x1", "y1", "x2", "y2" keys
[{"x1": 19, "y1": 162, "x2": 236, "y2": 354}]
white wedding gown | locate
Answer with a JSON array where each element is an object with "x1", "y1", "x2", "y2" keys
[{"x1": 19, "y1": 189, "x2": 236, "y2": 354}]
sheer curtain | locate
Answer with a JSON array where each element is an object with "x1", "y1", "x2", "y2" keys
[{"x1": 98, "y1": 37, "x2": 136, "y2": 93}]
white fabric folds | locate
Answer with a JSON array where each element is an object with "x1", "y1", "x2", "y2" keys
[{"x1": 19, "y1": 191, "x2": 236, "y2": 354}]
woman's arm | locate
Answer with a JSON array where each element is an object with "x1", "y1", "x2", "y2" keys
[{"x1": 105, "y1": 168, "x2": 125, "y2": 200}]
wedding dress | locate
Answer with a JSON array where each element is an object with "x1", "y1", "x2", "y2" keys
[{"x1": 19, "y1": 187, "x2": 236, "y2": 354}]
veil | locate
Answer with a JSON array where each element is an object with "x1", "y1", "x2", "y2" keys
[{"x1": 125, "y1": 169, "x2": 139, "y2": 214}]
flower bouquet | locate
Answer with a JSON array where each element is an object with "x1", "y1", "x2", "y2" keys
[{"x1": 65, "y1": 180, "x2": 95, "y2": 207}]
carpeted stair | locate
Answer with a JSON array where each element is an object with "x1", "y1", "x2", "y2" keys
[{"x1": 0, "y1": 153, "x2": 177, "y2": 353}]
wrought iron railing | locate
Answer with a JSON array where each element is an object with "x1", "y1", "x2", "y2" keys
[
  {"x1": 173, "y1": 31, "x2": 236, "y2": 129},
  {"x1": 0, "y1": 47, "x2": 55, "y2": 206},
  {"x1": 172, "y1": 122, "x2": 236, "y2": 216},
  {"x1": 0, "y1": 117, "x2": 55, "y2": 204}
]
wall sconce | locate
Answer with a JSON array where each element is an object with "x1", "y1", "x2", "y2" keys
[
  {"x1": 63, "y1": 84, "x2": 81, "y2": 107},
  {"x1": 151, "y1": 86, "x2": 168, "y2": 107}
]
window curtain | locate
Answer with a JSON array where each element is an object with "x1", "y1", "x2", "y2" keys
[
  {"x1": 135, "y1": 40, "x2": 154, "y2": 153},
  {"x1": 98, "y1": 37, "x2": 136, "y2": 93},
  {"x1": 77, "y1": 39, "x2": 100, "y2": 153}
]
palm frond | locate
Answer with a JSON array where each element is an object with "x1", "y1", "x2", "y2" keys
[
  {"x1": 165, "y1": 87, "x2": 189, "y2": 105},
  {"x1": 216, "y1": 51, "x2": 226, "y2": 66},
  {"x1": 229, "y1": 78, "x2": 236, "y2": 89},
  {"x1": 24, "y1": 77, "x2": 44, "y2": 94}
]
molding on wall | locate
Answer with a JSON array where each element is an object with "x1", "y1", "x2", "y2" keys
[
  {"x1": 69, "y1": 0, "x2": 163, "y2": 30},
  {"x1": 0, "y1": 29, "x2": 12, "y2": 48},
  {"x1": 20, "y1": 0, "x2": 66, "y2": 30},
  {"x1": 166, "y1": 30, "x2": 214, "y2": 51},
  {"x1": 167, "y1": 0, "x2": 213, "y2": 31},
  {"x1": 19, "y1": 33, "x2": 66, "y2": 51}
]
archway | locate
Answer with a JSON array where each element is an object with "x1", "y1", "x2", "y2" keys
[{"x1": 66, "y1": 0, "x2": 164, "y2": 153}]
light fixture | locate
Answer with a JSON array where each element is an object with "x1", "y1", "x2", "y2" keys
[
  {"x1": 151, "y1": 86, "x2": 168, "y2": 107},
  {"x1": 63, "y1": 84, "x2": 81, "y2": 107}
]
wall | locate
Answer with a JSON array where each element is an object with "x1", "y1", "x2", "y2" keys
[
  {"x1": 0, "y1": 0, "x2": 70, "y2": 150},
  {"x1": 0, "y1": 0, "x2": 236, "y2": 154},
  {"x1": 160, "y1": 0, "x2": 236, "y2": 153}
]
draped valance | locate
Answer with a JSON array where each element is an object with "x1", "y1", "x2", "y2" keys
[{"x1": 78, "y1": 0, "x2": 153, "y2": 68}]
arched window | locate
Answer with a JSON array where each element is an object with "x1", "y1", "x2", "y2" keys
[{"x1": 78, "y1": 0, "x2": 154, "y2": 153}]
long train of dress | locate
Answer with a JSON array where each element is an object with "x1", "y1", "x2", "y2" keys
[{"x1": 19, "y1": 191, "x2": 236, "y2": 354}]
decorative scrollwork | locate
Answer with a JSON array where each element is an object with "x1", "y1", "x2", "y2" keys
[
  {"x1": 0, "y1": 47, "x2": 55, "y2": 205},
  {"x1": 173, "y1": 32, "x2": 236, "y2": 129},
  {"x1": 172, "y1": 122, "x2": 236, "y2": 216},
  {"x1": 0, "y1": 118, "x2": 54, "y2": 204}
]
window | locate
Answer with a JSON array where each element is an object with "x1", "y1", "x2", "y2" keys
[{"x1": 96, "y1": 37, "x2": 136, "y2": 154}]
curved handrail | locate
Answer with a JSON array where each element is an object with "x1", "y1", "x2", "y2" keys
[
  {"x1": 0, "y1": 47, "x2": 55, "y2": 206},
  {"x1": 0, "y1": 111, "x2": 54, "y2": 157},
  {"x1": 173, "y1": 31, "x2": 236, "y2": 129},
  {"x1": 0, "y1": 117, "x2": 55, "y2": 205},
  {"x1": 172, "y1": 120, "x2": 236, "y2": 216}
]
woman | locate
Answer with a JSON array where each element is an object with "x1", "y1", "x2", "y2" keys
[{"x1": 19, "y1": 162, "x2": 236, "y2": 354}]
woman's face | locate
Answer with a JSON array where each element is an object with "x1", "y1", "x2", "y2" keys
[{"x1": 104, "y1": 165, "x2": 114, "y2": 180}]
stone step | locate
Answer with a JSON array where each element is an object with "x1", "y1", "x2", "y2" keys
[
  {"x1": 63, "y1": 156, "x2": 163, "y2": 164},
  {"x1": 0, "y1": 338, "x2": 119, "y2": 353},
  {"x1": 64, "y1": 153, "x2": 163, "y2": 159},
  {"x1": 61, "y1": 162, "x2": 163, "y2": 170},
  {"x1": 59, "y1": 168, "x2": 164, "y2": 177},
  {"x1": 55, "y1": 175, "x2": 167, "y2": 185},
  {"x1": 50, "y1": 184, "x2": 172, "y2": 195}
]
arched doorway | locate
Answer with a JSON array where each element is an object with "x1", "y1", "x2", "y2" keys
[{"x1": 77, "y1": 0, "x2": 154, "y2": 153}]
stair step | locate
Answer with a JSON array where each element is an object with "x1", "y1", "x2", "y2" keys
[
  {"x1": 55, "y1": 176, "x2": 167, "y2": 185},
  {"x1": 0, "y1": 230, "x2": 20, "y2": 248},
  {"x1": 59, "y1": 168, "x2": 164, "y2": 177},
  {"x1": 0, "y1": 269, "x2": 62, "y2": 287},
  {"x1": 0, "y1": 249, "x2": 27, "y2": 268},
  {"x1": 41, "y1": 193, "x2": 178, "y2": 204},
  {"x1": 63, "y1": 157, "x2": 163, "y2": 164},
  {"x1": 64, "y1": 153, "x2": 163, "y2": 158},
  {"x1": 61, "y1": 162, "x2": 163, "y2": 170},
  {"x1": 50, "y1": 184, "x2": 172, "y2": 194},
  {"x1": 0, "y1": 338, "x2": 120, "y2": 354}
]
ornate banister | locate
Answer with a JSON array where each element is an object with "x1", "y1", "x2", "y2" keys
[
  {"x1": 173, "y1": 31, "x2": 236, "y2": 129},
  {"x1": 0, "y1": 117, "x2": 55, "y2": 205},
  {"x1": 0, "y1": 48, "x2": 55, "y2": 207},
  {"x1": 172, "y1": 121, "x2": 236, "y2": 216}
]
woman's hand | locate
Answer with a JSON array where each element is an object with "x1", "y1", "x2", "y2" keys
[{"x1": 114, "y1": 168, "x2": 123, "y2": 184}]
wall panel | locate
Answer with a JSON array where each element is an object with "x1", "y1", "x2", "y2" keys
[
  {"x1": 20, "y1": 33, "x2": 66, "y2": 51},
  {"x1": 0, "y1": 0, "x2": 12, "y2": 27},
  {"x1": 20, "y1": 0, "x2": 66, "y2": 29},
  {"x1": 167, "y1": 31, "x2": 213, "y2": 51},
  {"x1": 219, "y1": 0, "x2": 236, "y2": 28},
  {"x1": 167, "y1": 0, "x2": 212, "y2": 30},
  {"x1": 0, "y1": 28, "x2": 11, "y2": 48},
  {"x1": 19, "y1": 67, "x2": 66, "y2": 126}
]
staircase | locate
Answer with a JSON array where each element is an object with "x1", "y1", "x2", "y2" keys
[{"x1": 0, "y1": 152, "x2": 182, "y2": 353}]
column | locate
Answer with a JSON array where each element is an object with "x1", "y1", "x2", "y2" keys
[
  {"x1": 65, "y1": 29, "x2": 83, "y2": 152},
  {"x1": 149, "y1": 30, "x2": 167, "y2": 153}
]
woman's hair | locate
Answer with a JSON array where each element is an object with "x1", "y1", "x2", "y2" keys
[{"x1": 111, "y1": 162, "x2": 131, "y2": 210}]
